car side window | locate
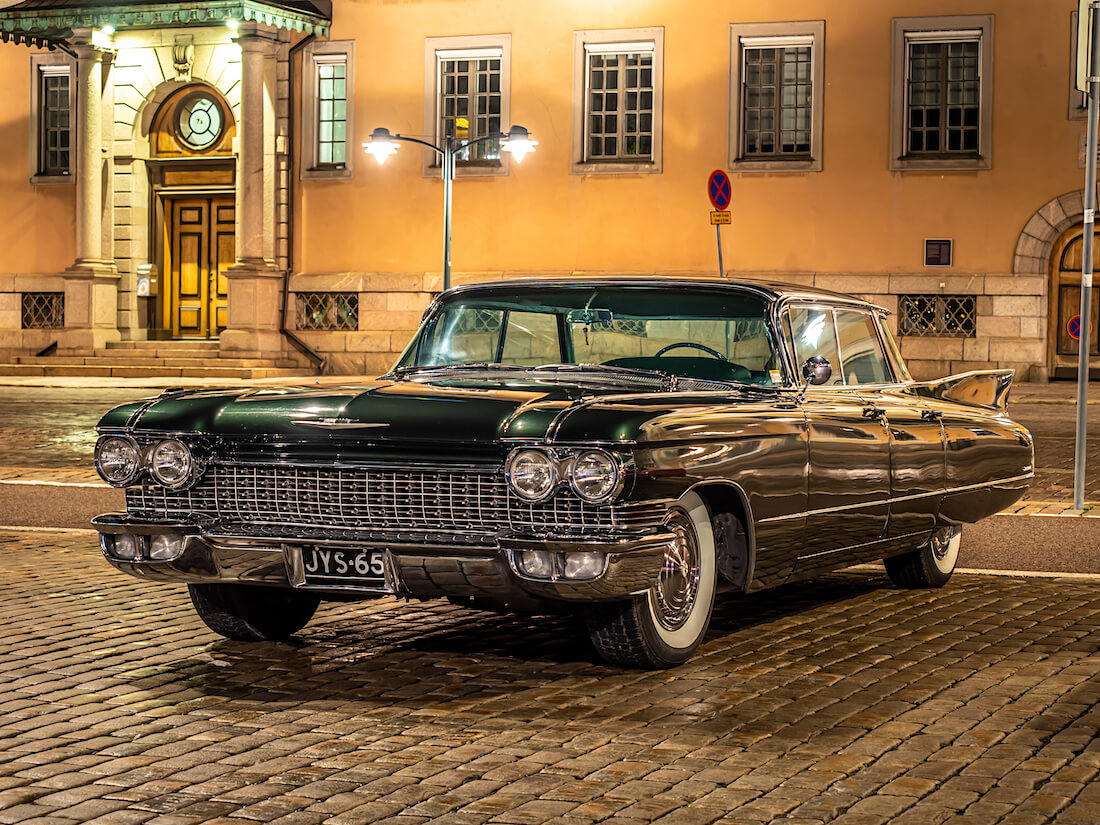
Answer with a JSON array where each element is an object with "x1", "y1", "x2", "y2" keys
[
  {"x1": 787, "y1": 306, "x2": 843, "y2": 385},
  {"x1": 835, "y1": 310, "x2": 892, "y2": 385}
]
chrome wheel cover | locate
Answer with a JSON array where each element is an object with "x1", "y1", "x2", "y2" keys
[
  {"x1": 651, "y1": 512, "x2": 701, "y2": 631},
  {"x1": 929, "y1": 527, "x2": 954, "y2": 562}
]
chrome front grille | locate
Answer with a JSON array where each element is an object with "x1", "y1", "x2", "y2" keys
[{"x1": 125, "y1": 463, "x2": 619, "y2": 539}]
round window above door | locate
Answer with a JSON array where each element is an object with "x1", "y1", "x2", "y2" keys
[
  {"x1": 176, "y1": 92, "x2": 224, "y2": 151},
  {"x1": 150, "y1": 85, "x2": 236, "y2": 158}
]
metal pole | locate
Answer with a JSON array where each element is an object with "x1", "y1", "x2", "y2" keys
[
  {"x1": 1074, "y1": 1, "x2": 1100, "y2": 509},
  {"x1": 442, "y1": 140, "x2": 454, "y2": 292},
  {"x1": 715, "y1": 224, "x2": 725, "y2": 278}
]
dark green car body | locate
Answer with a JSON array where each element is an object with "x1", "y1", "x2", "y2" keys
[{"x1": 93, "y1": 280, "x2": 1033, "y2": 666}]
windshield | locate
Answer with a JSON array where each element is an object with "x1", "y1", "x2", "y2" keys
[{"x1": 395, "y1": 285, "x2": 785, "y2": 386}]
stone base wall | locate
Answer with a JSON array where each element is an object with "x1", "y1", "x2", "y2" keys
[
  {"x1": 285, "y1": 270, "x2": 1049, "y2": 381},
  {"x1": 0, "y1": 270, "x2": 121, "y2": 361}
]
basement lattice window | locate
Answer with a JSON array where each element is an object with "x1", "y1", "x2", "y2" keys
[
  {"x1": 296, "y1": 293, "x2": 358, "y2": 331},
  {"x1": 21, "y1": 292, "x2": 64, "y2": 329},
  {"x1": 898, "y1": 294, "x2": 976, "y2": 337}
]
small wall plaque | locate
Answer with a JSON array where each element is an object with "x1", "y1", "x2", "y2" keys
[{"x1": 925, "y1": 239, "x2": 953, "y2": 267}]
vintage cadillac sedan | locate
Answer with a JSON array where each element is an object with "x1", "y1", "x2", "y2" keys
[{"x1": 93, "y1": 280, "x2": 1033, "y2": 667}]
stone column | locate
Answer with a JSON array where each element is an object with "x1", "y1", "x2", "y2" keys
[
  {"x1": 62, "y1": 29, "x2": 119, "y2": 353},
  {"x1": 222, "y1": 22, "x2": 284, "y2": 358}
]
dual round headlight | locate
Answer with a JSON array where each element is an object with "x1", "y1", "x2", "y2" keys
[
  {"x1": 94, "y1": 436, "x2": 141, "y2": 486},
  {"x1": 94, "y1": 436, "x2": 198, "y2": 489},
  {"x1": 505, "y1": 448, "x2": 622, "y2": 504},
  {"x1": 149, "y1": 439, "x2": 194, "y2": 488}
]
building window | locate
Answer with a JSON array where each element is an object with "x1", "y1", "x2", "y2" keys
[
  {"x1": 730, "y1": 22, "x2": 824, "y2": 171},
  {"x1": 439, "y1": 51, "x2": 502, "y2": 162},
  {"x1": 22, "y1": 293, "x2": 64, "y2": 329},
  {"x1": 296, "y1": 293, "x2": 358, "y2": 331},
  {"x1": 301, "y1": 41, "x2": 355, "y2": 180},
  {"x1": 572, "y1": 28, "x2": 664, "y2": 174},
  {"x1": 906, "y1": 38, "x2": 979, "y2": 155},
  {"x1": 317, "y1": 59, "x2": 347, "y2": 166},
  {"x1": 586, "y1": 48, "x2": 654, "y2": 161},
  {"x1": 424, "y1": 35, "x2": 511, "y2": 177},
  {"x1": 890, "y1": 16, "x2": 993, "y2": 171},
  {"x1": 30, "y1": 54, "x2": 74, "y2": 183},
  {"x1": 898, "y1": 294, "x2": 976, "y2": 338}
]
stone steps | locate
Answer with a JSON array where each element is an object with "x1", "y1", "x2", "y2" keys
[
  {"x1": 15, "y1": 355, "x2": 302, "y2": 368},
  {"x1": 92, "y1": 347, "x2": 225, "y2": 359},
  {"x1": 0, "y1": 364, "x2": 314, "y2": 379},
  {"x1": 105, "y1": 339, "x2": 220, "y2": 350}
]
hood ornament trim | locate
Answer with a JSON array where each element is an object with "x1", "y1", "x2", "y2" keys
[{"x1": 292, "y1": 419, "x2": 390, "y2": 430}]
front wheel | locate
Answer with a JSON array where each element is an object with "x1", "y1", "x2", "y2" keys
[
  {"x1": 189, "y1": 583, "x2": 320, "y2": 641},
  {"x1": 584, "y1": 492, "x2": 717, "y2": 668},
  {"x1": 884, "y1": 525, "x2": 961, "y2": 589}
]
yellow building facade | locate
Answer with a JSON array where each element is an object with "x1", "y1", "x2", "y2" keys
[{"x1": 0, "y1": 0, "x2": 1093, "y2": 380}]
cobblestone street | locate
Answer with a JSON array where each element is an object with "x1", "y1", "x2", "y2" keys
[{"x1": 3, "y1": 530, "x2": 1100, "y2": 825}]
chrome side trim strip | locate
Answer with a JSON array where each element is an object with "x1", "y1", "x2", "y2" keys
[{"x1": 757, "y1": 472, "x2": 1034, "y2": 524}]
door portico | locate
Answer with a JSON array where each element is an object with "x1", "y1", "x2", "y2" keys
[{"x1": 0, "y1": 0, "x2": 331, "y2": 355}]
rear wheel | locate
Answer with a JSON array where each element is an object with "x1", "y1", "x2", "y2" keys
[
  {"x1": 189, "y1": 583, "x2": 320, "y2": 641},
  {"x1": 884, "y1": 526, "x2": 961, "y2": 589},
  {"x1": 584, "y1": 492, "x2": 717, "y2": 668}
]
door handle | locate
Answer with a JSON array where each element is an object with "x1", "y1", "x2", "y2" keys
[
  {"x1": 862, "y1": 405, "x2": 886, "y2": 421},
  {"x1": 921, "y1": 409, "x2": 943, "y2": 422}
]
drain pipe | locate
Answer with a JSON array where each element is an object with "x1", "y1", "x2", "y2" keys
[{"x1": 281, "y1": 33, "x2": 326, "y2": 373}]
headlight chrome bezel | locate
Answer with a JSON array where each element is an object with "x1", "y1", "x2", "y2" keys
[
  {"x1": 569, "y1": 449, "x2": 624, "y2": 504},
  {"x1": 94, "y1": 435, "x2": 142, "y2": 487},
  {"x1": 505, "y1": 448, "x2": 559, "y2": 503},
  {"x1": 505, "y1": 446, "x2": 625, "y2": 505},
  {"x1": 148, "y1": 438, "x2": 199, "y2": 490}
]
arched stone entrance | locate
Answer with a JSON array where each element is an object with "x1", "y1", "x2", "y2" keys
[{"x1": 1013, "y1": 190, "x2": 1094, "y2": 379}]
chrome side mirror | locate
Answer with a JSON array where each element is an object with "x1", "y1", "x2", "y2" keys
[{"x1": 801, "y1": 356, "x2": 832, "y2": 388}]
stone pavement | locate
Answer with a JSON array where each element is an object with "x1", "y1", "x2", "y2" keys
[{"x1": 4, "y1": 529, "x2": 1100, "y2": 825}]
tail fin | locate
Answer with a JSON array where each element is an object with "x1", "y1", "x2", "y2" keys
[{"x1": 910, "y1": 369, "x2": 1014, "y2": 412}]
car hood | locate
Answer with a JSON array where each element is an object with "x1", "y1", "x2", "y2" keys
[{"x1": 98, "y1": 377, "x2": 783, "y2": 446}]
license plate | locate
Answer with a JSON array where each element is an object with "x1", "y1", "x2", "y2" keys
[{"x1": 300, "y1": 547, "x2": 387, "y2": 587}]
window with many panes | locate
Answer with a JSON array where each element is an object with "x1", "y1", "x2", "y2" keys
[
  {"x1": 890, "y1": 16, "x2": 992, "y2": 171},
  {"x1": 40, "y1": 70, "x2": 70, "y2": 175},
  {"x1": 438, "y1": 49, "x2": 503, "y2": 162},
  {"x1": 573, "y1": 28, "x2": 663, "y2": 173},
  {"x1": 301, "y1": 41, "x2": 355, "y2": 180},
  {"x1": 585, "y1": 46, "x2": 654, "y2": 161},
  {"x1": 30, "y1": 54, "x2": 74, "y2": 183},
  {"x1": 906, "y1": 36, "x2": 980, "y2": 155},
  {"x1": 424, "y1": 35, "x2": 511, "y2": 176},
  {"x1": 730, "y1": 22, "x2": 824, "y2": 171},
  {"x1": 316, "y1": 57, "x2": 348, "y2": 166},
  {"x1": 743, "y1": 43, "x2": 810, "y2": 156}
]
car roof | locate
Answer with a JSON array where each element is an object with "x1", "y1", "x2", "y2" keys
[{"x1": 442, "y1": 277, "x2": 885, "y2": 312}]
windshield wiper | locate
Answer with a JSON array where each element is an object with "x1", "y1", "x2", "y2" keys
[
  {"x1": 533, "y1": 363, "x2": 686, "y2": 391},
  {"x1": 391, "y1": 362, "x2": 524, "y2": 377}
]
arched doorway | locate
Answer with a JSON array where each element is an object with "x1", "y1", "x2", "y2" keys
[
  {"x1": 149, "y1": 84, "x2": 237, "y2": 339},
  {"x1": 1049, "y1": 225, "x2": 1100, "y2": 379}
]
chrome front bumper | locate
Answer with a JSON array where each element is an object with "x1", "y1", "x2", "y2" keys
[{"x1": 92, "y1": 514, "x2": 672, "y2": 604}]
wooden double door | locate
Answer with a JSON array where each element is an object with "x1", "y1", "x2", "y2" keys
[{"x1": 168, "y1": 197, "x2": 235, "y2": 338}]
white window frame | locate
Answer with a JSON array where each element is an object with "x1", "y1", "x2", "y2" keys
[
  {"x1": 30, "y1": 52, "x2": 75, "y2": 185},
  {"x1": 889, "y1": 15, "x2": 993, "y2": 172},
  {"x1": 301, "y1": 40, "x2": 355, "y2": 181},
  {"x1": 571, "y1": 27, "x2": 664, "y2": 175},
  {"x1": 729, "y1": 21, "x2": 825, "y2": 172},
  {"x1": 423, "y1": 34, "x2": 511, "y2": 178}
]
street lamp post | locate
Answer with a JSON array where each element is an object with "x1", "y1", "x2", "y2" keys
[{"x1": 364, "y1": 125, "x2": 537, "y2": 292}]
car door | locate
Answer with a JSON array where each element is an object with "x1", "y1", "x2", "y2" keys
[
  {"x1": 786, "y1": 305, "x2": 891, "y2": 568},
  {"x1": 835, "y1": 309, "x2": 946, "y2": 540}
]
